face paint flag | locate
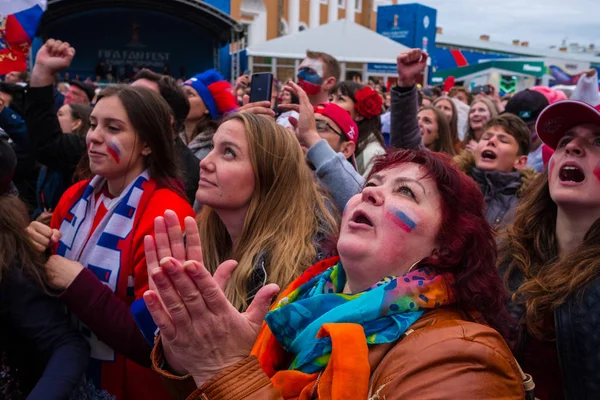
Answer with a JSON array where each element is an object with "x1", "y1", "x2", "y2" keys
[
  {"x1": 107, "y1": 139, "x2": 123, "y2": 164},
  {"x1": 0, "y1": 0, "x2": 47, "y2": 75},
  {"x1": 389, "y1": 208, "x2": 417, "y2": 233},
  {"x1": 297, "y1": 58, "x2": 324, "y2": 96},
  {"x1": 297, "y1": 69, "x2": 322, "y2": 95}
]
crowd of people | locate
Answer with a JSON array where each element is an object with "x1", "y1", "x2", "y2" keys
[{"x1": 0, "y1": 36, "x2": 599, "y2": 400}]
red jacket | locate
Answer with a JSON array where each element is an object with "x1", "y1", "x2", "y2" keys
[{"x1": 51, "y1": 179, "x2": 195, "y2": 400}]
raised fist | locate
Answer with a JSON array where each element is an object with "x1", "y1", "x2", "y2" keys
[
  {"x1": 397, "y1": 49, "x2": 428, "y2": 87},
  {"x1": 34, "y1": 39, "x2": 76, "y2": 75}
]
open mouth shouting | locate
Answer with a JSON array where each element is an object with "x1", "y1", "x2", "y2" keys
[
  {"x1": 348, "y1": 210, "x2": 374, "y2": 229},
  {"x1": 470, "y1": 117, "x2": 485, "y2": 126},
  {"x1": 480, "y1": 149, "x2": 497, "y2": 161},
  {"x1": 558, "y1": 163, "x2": 585, "y2": 184}
]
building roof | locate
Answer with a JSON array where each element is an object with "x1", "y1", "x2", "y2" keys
[
  {"x1": 436, "y1": 34, "x2": 600, "y2": 65},
  {"x1": 433, "y1": 60, "x2": 545, "y2": 82},
  {"x1": 43, "y1": 0, "x2": 241, "y2": 43},
  {"x1": 246, "y1": 19, "x2": 410, "y2": 64}
]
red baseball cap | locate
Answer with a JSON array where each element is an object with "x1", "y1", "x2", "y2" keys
[
  {"x1": 536, "y1": 100, "x2": 600, "y2": 150},
  {"x1": 314, "y1": 103, "x2": 359, "y2": 144}
]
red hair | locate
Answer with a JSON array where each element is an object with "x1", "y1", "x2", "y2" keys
[{"x1": 369, "y1": 149, "x2": 513, "y2": 340}]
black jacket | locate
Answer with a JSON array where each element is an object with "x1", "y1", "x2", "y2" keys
[
  {"x1": 389, "y1": 85, "x2": 423, "y2": 150},
  {"x1": 26, "y1": 85, "x2": 199, "y2": 206},
  {"x1": 502, "y1": 265, "x2": 600, "y2": 400},
  {"x1": 1, "y1": 106, "x2": 40, "y2": 209},
  {"x1": 0, "y1": 259, "x2": 89, "y2": 399},
  {"x1": 454, "y1": 151, "x2": 537, "y2": 230},
  {"x1": 26, "y1": 85, "x2": 87, "y2": 176},
  {"x1": 174, "y1": 136, "x2": 199, "y2": 205}
]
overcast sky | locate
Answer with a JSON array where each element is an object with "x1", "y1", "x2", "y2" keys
[{"x1": 399, "y1": 0, "x2": 600, "y2": 50}]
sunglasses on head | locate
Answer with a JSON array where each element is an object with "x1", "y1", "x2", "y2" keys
[{"x1": 315, "y1": 119, "x2": 343, "y2": 138}]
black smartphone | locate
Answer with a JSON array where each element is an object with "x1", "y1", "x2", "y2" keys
[
  {"x1": 249, "y1": 72, "x2": 273, "y2": 103},
  {"x1": 472, "y1": 85, "x2": 491, "y2": 95}
]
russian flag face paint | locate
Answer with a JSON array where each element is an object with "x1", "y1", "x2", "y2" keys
[
  {"x1": 387, "y1": 207, "x2": 417, "y2": 233},
  {"x1": 298, "y1": 58, "x2": 324, "y2": 78},
  {"x1": 594, "y1": 162, "x2": 600, "y2": 182},
  {"x1": 297, "y1": 75, "x2": 322, "y2": 95},
  {"x1": 107, "y1": 138, "x2": 123, "y2": 164},
  {"x1": 297, "y1": 58, "x2": 324, "y2": 96},
  {"x1": 548, "y1": 156, "x2": 555, "y2": 183},
  {"x1": 297, "y1": 79, "x2": 322, "y2": 96}
]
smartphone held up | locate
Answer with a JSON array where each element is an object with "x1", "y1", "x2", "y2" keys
[{"x1": 249, "y1": 73, "x2": 274, "y2": 103}]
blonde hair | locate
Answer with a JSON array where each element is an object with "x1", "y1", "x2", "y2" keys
[
  {"x1": 464, "y1": 97, "x2": 499, "y2": 144},
  {"x1": 198, "y1": 113, "x2": 338, "y2": 309}
]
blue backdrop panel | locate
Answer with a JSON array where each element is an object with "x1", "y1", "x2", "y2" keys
[{"x1": 42, "y1": 8, "x2": 218, "y2": 80}]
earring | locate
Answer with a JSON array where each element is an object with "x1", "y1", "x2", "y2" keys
[{"x1": 407, "y1": 258, "x2": 424, "y2": 273}]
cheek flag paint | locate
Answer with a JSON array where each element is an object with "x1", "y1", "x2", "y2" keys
[
  {"x1": 297, "y1": 67, "x2": 323, "y2": 96},
  {"x1": 388, "y1": 208, "x2": 417, "y2": 233},
  {"x1": 548, "y1": 156, "x2": 555, "y2": 182},
  {"x1": 594, "y1": 162, "x2": 600, "y2": 182},
  {"x1": 106, "y1": 139, "x2": 122, "y2": 164}
]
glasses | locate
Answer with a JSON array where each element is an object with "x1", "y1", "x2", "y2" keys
[{"x1": 315, "y1": 119, "x2": 344, "y2": 138}]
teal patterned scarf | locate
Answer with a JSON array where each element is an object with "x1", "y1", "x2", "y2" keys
[{"x1": 265, "y1": 262, "x2": 455, "y2": 374}]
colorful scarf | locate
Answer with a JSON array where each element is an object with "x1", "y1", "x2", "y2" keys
[{"x1": 252, "y1": 257, "x2": 455, "y2": 399}]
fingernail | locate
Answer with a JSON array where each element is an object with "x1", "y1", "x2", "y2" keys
[
  {"x1": 160, "y1": 257, "x2": 175, "y2": 272},
  {"x1": 145, "y1": 294, "x2": 155, "y2": 306},
  {"x1": 153, "y1": 271, "x2": 167, "y2": 284},
  {"x1": 183, "y1": 260, "x2": 199, "y2": 275}
]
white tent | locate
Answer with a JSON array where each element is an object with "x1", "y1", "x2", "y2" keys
[{"x1": 246, "y1": 19, "x2": 410, "y2": 64}]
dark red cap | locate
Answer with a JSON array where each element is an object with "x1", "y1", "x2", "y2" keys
[{"x1": 536, "y1": 100, "x2": 600, "y2": 149}]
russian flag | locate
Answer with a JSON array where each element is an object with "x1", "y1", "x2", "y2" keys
[{"x1": 0, "y1": 0, "x2": 47, "y2": 75}]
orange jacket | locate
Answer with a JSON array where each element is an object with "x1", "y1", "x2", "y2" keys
[{"x1": 154, "y1": 307, "x2": 525, "y2": 400}]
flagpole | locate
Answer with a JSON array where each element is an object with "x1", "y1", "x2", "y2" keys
[{"x1": 28, "y1": 45, "x2": 33, "y2": 73}]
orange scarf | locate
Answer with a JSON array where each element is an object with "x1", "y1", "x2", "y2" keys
[{"x1": 251, "y1": 258, "x2": 370, "y2": 399}]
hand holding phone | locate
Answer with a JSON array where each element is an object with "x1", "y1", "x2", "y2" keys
[
  {"x1": 472, "y1": 84, "x2": 493, "y2": 95},
  {"x1": 249, "y1": 73, "x2": 274, "y2": 103},
  {"x1": 236, "y1": 74, "x2": 250, "y2": 89}
]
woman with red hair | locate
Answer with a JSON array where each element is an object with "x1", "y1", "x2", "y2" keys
[{"x1": 143, "y1": 148, "x2": 526, "y2": 399}]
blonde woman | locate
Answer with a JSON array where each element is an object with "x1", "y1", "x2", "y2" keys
[
  {"x1": 464, "y1": 97, "x2": 498, "y2": 152},
  {"x1": 195, "y1": 113, "x2": 338, "y2": 308},
  {"x1": 145, "y1": 112, "x2": 339, "y2": 313}
]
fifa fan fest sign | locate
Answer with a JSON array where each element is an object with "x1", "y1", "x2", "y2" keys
[
  {"x1": 96, "y1": 19, "x2": 169, "y2": 69},
  {"x1": 97, "y1": 49, "x2": 171, "y2": 70},
  {"x1": 40, "y1": 9, "x2": 215, "y2": 79},
  {"x1": 376, "y1": 3, "x2": 437, "y2": 55}
]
